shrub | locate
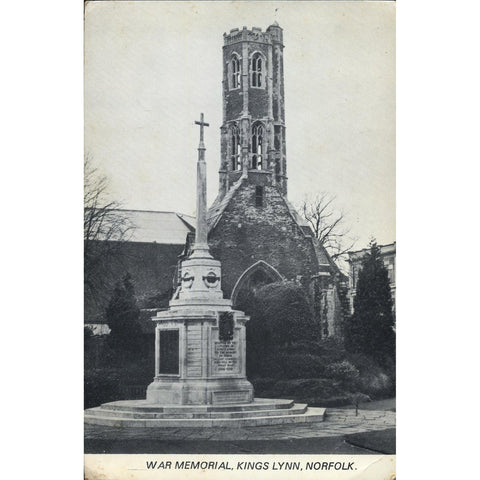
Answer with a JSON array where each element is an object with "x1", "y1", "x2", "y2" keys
[
  {"x1": 346, "y1": 352, "x2": 382, "y2": 375},
  {"x1": 84, "y1": 355, "x2": 155, "y2": 408},
  {"x1": 247, "y1": 281, "x2": 317, "y2": 349},
  {"x1": 344, "y1": 240, "x2": 395, "y2": 366},
  {"x1": 252, "y1": 353, "x2": 327, "y2": 380},
  {"x1": 106, "y1": 273, "x2": 142, "y2": 355},
  {"x1": 248, "y1": 344, "x2": 395, "y2": 404},
  {"x1": 251, "y1": 377, "x2": 352, "y2": 407},
  {"x1": 359, "y1": 371, "x2": 393, "y2": 398},
  {"x1": 325, "y1": 360, "x2": 360, "y2": 384},
  {"x1": 84, "y1": 368, "x2": 121, "y2": 409},
  {"x1": 288, "y1": 337, "x2": 345, "y2": 359},
  {"x1": 84, "y1": 326, "x2": 94, "y2": 341}
]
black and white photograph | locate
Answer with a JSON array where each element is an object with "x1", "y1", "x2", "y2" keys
[{"x1": 83, "y1": 1, "x2": 395, "y2": 477}]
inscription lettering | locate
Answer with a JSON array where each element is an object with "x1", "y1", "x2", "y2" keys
[
  {"x1": 212, "y1": 341, "x2": 239, "y2": 374},
  {"x1": 213, "y1": 390, "x2": 250, "y2": 403},
  {"x1": 186, "y1": 325, "x2": 202, "y2": 376}
]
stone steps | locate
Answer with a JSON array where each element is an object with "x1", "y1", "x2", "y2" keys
[
  {"x1": 97, "y1": 398, "x2": 295, "y2": 413},
  {"x1": 87, "y1": 403, "x2": 308, "y2": 420},
  {"x1": 84, "y1": 406, "x2": 326, "y2": 428}
]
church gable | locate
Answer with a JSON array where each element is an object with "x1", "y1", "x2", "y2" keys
[{"x1": 207, "y1": 181, "x2": 321, "y2": 297}]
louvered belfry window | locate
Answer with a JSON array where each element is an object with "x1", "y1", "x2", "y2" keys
[
  {"x1": 251, "y1": 53, "x2": 263, "y2": 87},
  {"x1": 230, "y1": 124, "x2": 241, "y2": 170},
  {"x1": 251, "y1": 123, "x2": 264, "y2": 170},
  {"x1": 230, "y1": 55, "x2": 241, "y2": 89}
]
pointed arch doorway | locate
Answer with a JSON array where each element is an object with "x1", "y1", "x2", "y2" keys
[{"x1": 231, "y1": 261, "x2": 283, "y2": 313}]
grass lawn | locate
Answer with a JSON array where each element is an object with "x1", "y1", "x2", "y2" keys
[
  {"x1": 345, "y1": 428, "x2": 396, "y2": 454},
  {"x1": 85, "y1": 435, "x2": 372, "y2": 454}
]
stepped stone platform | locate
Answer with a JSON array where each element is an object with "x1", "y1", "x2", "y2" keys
[{"x1": 84, "y1": 398, "x2": 326, "y2": 428}]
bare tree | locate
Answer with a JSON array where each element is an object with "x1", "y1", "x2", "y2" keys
[
  {"x1": 84, "y1": 155, "x2": 134, "y2": 304},
  {"x1": 299, "y1": 193, "x2": 357, "y2": 263}
]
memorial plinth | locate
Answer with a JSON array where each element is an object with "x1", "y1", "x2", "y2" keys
[{"x1": 145, "y1": 252, "x2": 254, "y2": 405}]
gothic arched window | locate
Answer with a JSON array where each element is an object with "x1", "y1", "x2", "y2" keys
[
  {"x1": 230, "y1": 55, "x2": 241, "y2": 90},
  {"x1": 251, "y1": 53, "x2": 263, "y2": 88},
  {"x1": 251, "y1": 123, "x2": 264, "y2": 170},
  {"x1": 230, "y1": 124, "x2": 241, "y2": 170}
]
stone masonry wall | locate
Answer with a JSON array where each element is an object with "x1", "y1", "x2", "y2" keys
[{"x1": 208, "y1": 183, "x2": 320, "y2": 298}]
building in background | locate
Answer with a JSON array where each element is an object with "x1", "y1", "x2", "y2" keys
[
  {"x1": 347, "y1": 242, "x2": 396, "y2": 314},
  {"x1": 84, "y1": 210, "x2": 195, "y2": 333}
]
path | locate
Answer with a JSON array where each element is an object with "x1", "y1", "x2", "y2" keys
[{"x1": 85, "y1": 407, "x2": 395, "y2": 454}]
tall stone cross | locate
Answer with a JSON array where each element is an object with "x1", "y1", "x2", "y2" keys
[
  {"x1": 195, "y1": 113, "x2": 209, "y2": 150},
  {"x1": 192, "y1": 113, "x2": 211, "y2": 257}
]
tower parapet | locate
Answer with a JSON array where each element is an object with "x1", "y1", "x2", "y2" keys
[
  {"x1": 219, "y1": 23, "x2": 287, "y2": 198},
  {"x1": 223, "y1": 24, "x2": 283, "y2": 46}
]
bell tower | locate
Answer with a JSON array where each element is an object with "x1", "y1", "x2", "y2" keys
[{"x1": 218, "y1": 23, "x2": 287, "y2": 198}]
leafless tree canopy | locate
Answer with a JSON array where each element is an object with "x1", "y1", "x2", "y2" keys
[
  {"x1": 300, "y1": 193, "x2": 357, "y2": 263},
  {"x1": 84, "y1": 155, "x2": 134, "y2": 304}
]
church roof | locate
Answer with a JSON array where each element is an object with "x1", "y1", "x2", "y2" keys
[
  {"x1": 348, "y1": 241, "x2": 396, "y2": 260},
  {"x1": 120, "y1": 210, "x2": 195, "y2": 244},
  {"x1": 207, "y1": 175, "x2": 247, "y2": 230},
  {"x1": 207, "y1": 178, "x2": 310, "y2": 231},
  {"x1": 283, "y1": 199, "x2": 310, "y2": 227},
  {"x1": 206, "y1": 181, "x2": 342, "y2": 278}
]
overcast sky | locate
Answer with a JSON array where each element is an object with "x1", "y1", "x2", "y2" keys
[{"x1": 85, "y1": 1, "x2": 395, "y2": 249}]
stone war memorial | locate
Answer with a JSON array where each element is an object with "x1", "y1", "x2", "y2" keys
[{"x1": 84, "y1": 112, "x2": 326, "y2": 428}]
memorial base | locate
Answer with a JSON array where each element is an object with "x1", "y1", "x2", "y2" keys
[
  {"x1": 84, "y1": 398, "x2": 326, "y2": 428},
  {"x1": 146, "y1": 377, "x2": 254, "y2": 405}
]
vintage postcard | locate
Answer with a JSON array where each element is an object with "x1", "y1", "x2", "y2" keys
[{"x1": 84, "y1": 1, "x2": 395, "y2": 478}]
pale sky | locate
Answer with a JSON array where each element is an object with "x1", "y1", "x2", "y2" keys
[{"x1": 85, "y1": 1, "x2": 395, "y2": 249}]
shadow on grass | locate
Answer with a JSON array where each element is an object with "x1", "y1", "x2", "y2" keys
[
  {"x1": 85, "y1": 436, "x2": 374, "y2": 455},
  {"x1": 345, "y1": 428, "x2": 395, "y2": 454}
]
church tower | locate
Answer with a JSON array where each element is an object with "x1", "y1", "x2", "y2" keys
[
  {"x1": 205, "y1": 24, "x2": 346, "y2": 339},
  {"x1": 218, "y1": 23, "x2": 287, "y2": 197}
]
